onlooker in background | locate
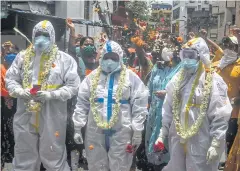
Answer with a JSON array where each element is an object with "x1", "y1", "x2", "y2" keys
[
  {"x1": 145, "y1": 46, "x2": 182, "y2": 171},
  {"x1": 187, "y1": 32, "x2": 196, "y2": 41},
  {"x1": 133, "y1": 44, "x2": 153, "y2": 85},
  {"x1": 79, "y1": 36, "x2": 98, "y2": 76},
  {"x1": 232, "y1": 27, "x2": 240, "y2": 54},
  {"x1": 66, "y1": 18, "x2": 84, "y2": 79},
  {"x1": 66, "y1": 18, "x2": 99, "y2": 79},
  {"x1": 1, "y1": 41, "x2": 19, "y2": 170},
  {"x1": 123, "y1": 47, "x2": 138, "y2": 74},
  {"x1": 224, "y1": 107, "x2": 240, "y2": 171},
  {"x1": 199, "y1": 29, "x2": 224, "y2": 62},
  {"x1": 212, "y1": 36, "x2": 240, "y2": 170},
  {"x1": 66, "y1": 18, "x2": 89, "y2": 171},
  {"x1": 66, "y1": 18, "x2": 99, "y2": 171}
]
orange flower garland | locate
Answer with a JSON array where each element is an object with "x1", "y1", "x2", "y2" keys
[
  {"x1": 131, "y1": 36, "x2": 145, "y2": 47},
  {"x1": 177, "y1": 36, "x2": 183, "y2": 43}
]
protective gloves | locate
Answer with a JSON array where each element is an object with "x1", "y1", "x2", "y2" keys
[
  {"x1": 35, "y1": 91, "x2": 56, "y2": 101},
  {"x1": 206, "y1": 138, "x2": 221, "y2": 164},
  {"x1": 74, "y1": 129, "x2": 83, "y2": 144},
  {"x1": 11, "y1": 88, "x2": 31, "y2": 100},
  {"x1": 155, "y1": 127, "x2": 167, "y2": 145},
  {"x1": 132, "y1": 131, "x2": 142, "y2": 150}
]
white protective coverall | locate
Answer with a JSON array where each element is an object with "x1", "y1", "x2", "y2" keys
[
  {"x1": 5, "y1": 21, "x2": 79, "y2": 171},
  {"x1": 160, "y1": 37, "x2": 232, "y2": 171},
  {"x1": 73, "y1": 41, "x2": 148, "y2": 171}
]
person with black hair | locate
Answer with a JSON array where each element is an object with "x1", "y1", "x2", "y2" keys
[
  {"x1": 79, "y1": 36, "x2": 98, "y2": 75},
  {"x1": 212, "y1": 36, "x2": 240, "y2": 170},
  {"x1": 1, "y1": 41, "x2": 19, "y2": 169},
  {"x1": 66, "y1": 19, "x2": 99, "y2": 171}
]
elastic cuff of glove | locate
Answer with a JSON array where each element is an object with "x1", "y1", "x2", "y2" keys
[
  {"x1": 133, "y1": 131, "x2": 142, "y2": 138},
  {"x1": 74, "y1": 127, "x2": 82, "y2": 132},
  {"x1": 158, "y1": 127, "x2": 168, "y2": 138},
  {"x1": 9, "y1": 92, "x2": 17, "y2": 98},
  {"x1": 10, "y1": 87, "x2": 23, "y2": 98},
  {"x1": 211, "y1": 137, "x2": 220, "y2": 148},
  {"x1": 50, "y1": 91, "x2": 59, "y2": 99}
]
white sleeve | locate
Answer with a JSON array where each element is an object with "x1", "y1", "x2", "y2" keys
[
  {"x1": 72, "y1": 76, "x2": 91, "y2": 131},
  {"x1": 51, "y1": 53, "x2": 80, "y2": 101},
  {"x1": 161, "y1": 80, "x2": 174, "y2": 137},
  {"x1": 5, "y1": 51, "x2": 24, "y2": 94},
  {"x1": 207, "y1": 73, "x2": 232, "y2": 141},
  {"x1": 130, "y1": 72, "x2": 148, "y2": 132}
]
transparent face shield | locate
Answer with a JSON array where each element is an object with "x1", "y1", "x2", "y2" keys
[
  {"x1": 180, "y1": 48, "x2": 200, "y2": 70},
  {"x1": 180, "y1": 48, "x2": 200, "y2": 61}
]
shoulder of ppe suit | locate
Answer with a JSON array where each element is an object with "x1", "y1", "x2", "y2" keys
[
  {"x1": 128, "y1": 69, "x2": 149, "y2": 96},
  {"x1": 127, "y1": 68, "x2": 139, "y2": 78},
  {"x1": 211, "y1": 72, "x2": 228, "y2": 95},
  {"x1": 82, "y1": 68, "x2": 98, "y2": 84},
  {"x1": 165, "y1": 71, "x2": 180, "y2": 93},
  {"x1": 9, "y1": 50, "x2": 25, "y2": 66},
  {"x1": 58, "y1": 50, "x2": 78, "y2": 66},
  {"x1": 128, "y1": 69, "x2": 145, "y2": 86}
]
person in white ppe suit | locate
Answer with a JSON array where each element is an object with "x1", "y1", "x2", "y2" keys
[
  {"x1": 5, "y1": 20, "x2": 79, "y2": 171},
  {"x1": 155, "y1": 37, "x2": 232, "y2": 171},
  {"x1": 73, "y1": 40, "x2": 148, "y2": 171}
]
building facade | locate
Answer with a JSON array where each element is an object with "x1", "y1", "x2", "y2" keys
[
  {"x1": 171, "y1": 0, "x2": 210, "y2": 41},
  {"x1": 2, "y1": 1, "x2": 117, "y2": 50},
  {"x1": 148, "y1": 3, "x2": 172, "y2": 33},
  {"x1": 211, "y1": 0, "x2": 240, "y2": 42}
]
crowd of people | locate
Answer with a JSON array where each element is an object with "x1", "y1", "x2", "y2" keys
[{"x1": 1, "y1": 19, "x2": 239, "y2": 171}]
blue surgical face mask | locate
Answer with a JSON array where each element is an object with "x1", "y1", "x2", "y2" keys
[
  {"x1": 182, "y1": 58, "x2": 199, "y2": 70},
  {"x1": 76, "y1": 47, "x2": 81, "y2": 57},
  {"x1": 34, "y1": 35, "x2": 50, "y2": 52},
  {"x1": 101, "y1": 59, "x2": 119, "y2": 73},
  {"x1": 4, "y1": 53, "x2": 16, "y2": 66}
]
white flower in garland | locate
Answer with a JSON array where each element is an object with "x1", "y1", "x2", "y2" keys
[
  {"x1": 172, "y1": 62, "x2": 213, "y2": 141},
  {"x1": 90, "y1": 65, "x2": 127, "y2": 129},
  {"x1": 23, "y1": 44, "x2": 58, "y2": 112}
]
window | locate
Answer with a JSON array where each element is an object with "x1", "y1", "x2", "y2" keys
[
  {"x1": 198, "y1": 0, "x2": 201, "y2": 3},
  {"x1": 220, "y1": 13, "x2": 224, "y2": 27},
  {"x1": 84, "y1": 1, "x2": 90, "y2": 20},
  {"x1": 173, "y1": 0, "x2": 180, "y2": 7},
  {"x1": 173, "y1": 7, "x2": 180, "y2": 20},
  {"x1": 232, "y1": 15, "x2": 235, "y2": 25},
  {"x1": 198, "y1": 5, "x2": 201, "y2": 10}
]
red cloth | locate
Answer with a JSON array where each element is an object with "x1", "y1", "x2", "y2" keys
[{"x1": 1, "y1": 64, "x2": 9, "y2": 97}]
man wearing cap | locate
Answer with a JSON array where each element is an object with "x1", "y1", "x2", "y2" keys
[
  {"x1": 5, "y1": 20, "x2": 79, "y2": 171},
  {"x1": 155, "y1": 37, "x2": 232, "y2": 171},
  {"x1": 212, "y1": 35, "x2": 240, "y2": 160}
]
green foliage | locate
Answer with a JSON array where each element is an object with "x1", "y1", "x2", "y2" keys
[{"x1": 125, "y1": 0, "x2": 150, "y2": 21}]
